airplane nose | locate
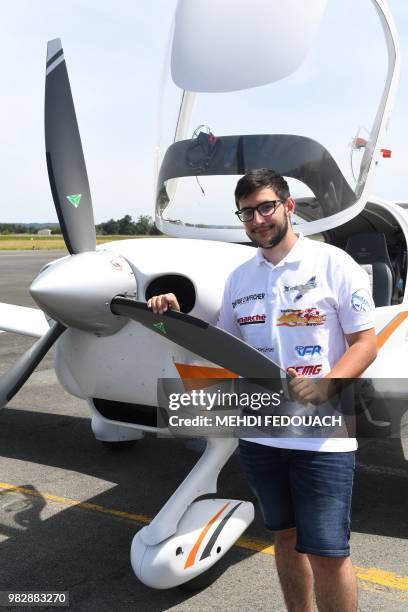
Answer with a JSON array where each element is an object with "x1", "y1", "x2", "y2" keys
[{"x1": 30, "y1": 251, "x2": 137, "y2": 335}]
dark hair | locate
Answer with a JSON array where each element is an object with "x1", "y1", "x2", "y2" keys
[{"x1": 234, "y1": 169, "x2": 290, "y2": 208}]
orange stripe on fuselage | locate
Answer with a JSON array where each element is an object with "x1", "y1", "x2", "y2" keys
[
  {"x1": 174, "y1": 363, "x2": 238, "y2": 379},
  {"x1": 174, "y1": 363, "x2": 238, "y2": 391},
  {"x1": 184, "y1": 502, "x2": 230, "y2": 569},
  {"x1": 376, "y1": 311, "x2": 408, "y2": 349}
]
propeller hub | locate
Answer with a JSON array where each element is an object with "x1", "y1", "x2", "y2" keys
[{"x1": 30, "y1": 250, "x2": 136, "y2": 335}]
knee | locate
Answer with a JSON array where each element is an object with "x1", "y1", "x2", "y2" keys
[{"x1": 308, "y1": 554, "x2": 350, "y2": 571}]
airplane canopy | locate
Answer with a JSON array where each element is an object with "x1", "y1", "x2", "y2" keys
[
  {"x1": 171, "y1": 0, "x2": 327, "y2": 92},
  {"x1": 156, "y1": 0, "x2": 399, "y2": 241}
]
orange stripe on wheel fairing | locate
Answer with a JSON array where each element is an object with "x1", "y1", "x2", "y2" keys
[
  {"x1": 184, "y1": 502, "x2": 230, "y2": 569},
  {"x1": 376, "y1": 311, "x2": 408, "y2": 349}
]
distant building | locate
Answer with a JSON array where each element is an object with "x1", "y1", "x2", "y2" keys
[{"x1": 37, "y1": 229, "x2": 52, "y2": 236}]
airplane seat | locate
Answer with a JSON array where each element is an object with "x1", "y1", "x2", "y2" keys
[
  {"x1": 345, "y1": 233, "x2": 394, "y2": 307},
  {"x1": 388, "y1": 248, "x2": 406, "y2": 303}
]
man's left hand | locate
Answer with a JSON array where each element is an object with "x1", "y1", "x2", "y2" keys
[{"x1": 287, "y1": 368, "x2": 333, "y2": 405}]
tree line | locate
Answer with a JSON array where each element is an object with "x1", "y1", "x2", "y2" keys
[
  {"x1": 0, "y1": 215, "x2": 160, "y2": 236},
  {"x1": 96, "y1": 214, "x2": 160, "y2": 235}
]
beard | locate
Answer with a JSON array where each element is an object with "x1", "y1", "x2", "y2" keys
[{"x1": 246, "y1": 212, "x2": 290, "y2": 249}]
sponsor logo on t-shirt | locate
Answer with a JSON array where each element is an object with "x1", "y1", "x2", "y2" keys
[
  {"x1": 351, "y1": 289, "x2": 373, "y2": 313},
  {"x1": 283, "y1": 276, "x2": 317, "y2": 302},
  {"x1": 256, "y1": 346, "x2": 275, "y2": 353},
  {"x1": 295, "y1": 345, "x2": 322, "y2": 357},
  {"x1": 287, "y1": 364, "x2": 322, "y2": 376},
  {"x1": 277, "y1": 308, "x2": 326, "y2": 327},
  {"x1": 237, "y1": 313, "x2": 267, "y2": 326},
  {"x1": 232, "y1": 292, "x2": 265, "y2": 309}
]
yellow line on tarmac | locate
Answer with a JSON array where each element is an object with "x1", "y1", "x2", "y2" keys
[
  {"x1": 0, "y1": 482, "x2": 150, "y2": 525},
  {"x1": 1, "y1": 482, "x2": 407, "y2": 592},
  {"x1": 236, "y1": 535, "x2": 408, "y2": 593},
  {"x1": 236, "y1": 535, "x2": 276, "y2": 555},
  {"x1": 353, "y1": 566, "x2": 408, "y2": 591}
]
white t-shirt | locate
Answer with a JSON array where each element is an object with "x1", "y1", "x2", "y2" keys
[{"x1": 217, "y1": 234, "x2": 375, "y2": 451}]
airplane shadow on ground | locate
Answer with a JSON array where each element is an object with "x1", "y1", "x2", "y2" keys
[
  {"x1": 0, "y1": 407, "x2": 257, "y2": 611},
  {"x1": 0, "y1": 407, "x2": 407, "y2": 611}
]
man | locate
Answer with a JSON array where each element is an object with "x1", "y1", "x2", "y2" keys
[{"x1": 148, "y1": 169, "x2": 377, "y2": 611}]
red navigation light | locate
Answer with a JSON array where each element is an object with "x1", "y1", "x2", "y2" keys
[{"x1": 380, "y1": 148, "x2": 392, "y2": 158}]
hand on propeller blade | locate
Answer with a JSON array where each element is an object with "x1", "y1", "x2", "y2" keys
[
  {"x1": 287, "y1": 368, "x2": 336, "y2": 406},
  {"x1": 147, "y1": 293, "x2": 181, "y2": 315}
]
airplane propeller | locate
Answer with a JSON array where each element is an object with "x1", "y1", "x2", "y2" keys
[
  {"x1": 0, "y1": 323, "x2": 66, "y2": 407},
  {"x1": 45, "y1": 38, "x2": 96, "y2": 254},
  {"x1": 0, "y1": 38, "x2": 97, "y2": 408},
  {"x1": 111, "y1": 297, "x2": 284, "y2": 380}
]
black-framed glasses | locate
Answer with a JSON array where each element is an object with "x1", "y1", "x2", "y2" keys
[{"x1": 235, "y1": 200, "x2": 284, "y2": 223}]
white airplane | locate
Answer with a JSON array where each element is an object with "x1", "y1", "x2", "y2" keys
[{"x1": 0, "y1": 0, "x2": 405, "y2": 591}]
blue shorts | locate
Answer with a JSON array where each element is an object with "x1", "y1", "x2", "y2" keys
[{"x1": 239, "y1": 439, "x2": 355, "y2": 557}]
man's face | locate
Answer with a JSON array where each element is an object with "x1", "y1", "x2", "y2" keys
[{"x1": 238, "y1": 187, "x2": 292, "y2": 249}]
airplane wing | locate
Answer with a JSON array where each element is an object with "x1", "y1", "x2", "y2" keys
[{"x1": 0, "y1": 303, "x2": 50, "y2": 338}]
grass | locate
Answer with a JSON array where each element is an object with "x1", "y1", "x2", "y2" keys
[{"x1": 0, "y1": 234, "x2": 162, "y2": 250}]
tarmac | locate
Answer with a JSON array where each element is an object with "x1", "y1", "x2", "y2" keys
[{"x1": 0, "y1": 250, "x2": 407, "y2": 611}]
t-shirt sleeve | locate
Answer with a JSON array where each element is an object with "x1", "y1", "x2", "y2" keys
[
  {"x1": 337, "y1": 257, "x2": 375, "y2": 334},
  {"x1": 216, "y1": 274, "x2": 241, "y2": 337}
]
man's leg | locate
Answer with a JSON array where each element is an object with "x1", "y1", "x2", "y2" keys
[
  {"x1": 239, "y1": 442, "x2": 313, "y2": 609},
  {"x1": 274, "y1": 527, "x2": 314, "y2": 612},
  {"x1": 290, "y1": 449, "x2": 357, "y2": 611},
  {"x1": 308, "y1": 555, "x2": 357, "y2": 612}
]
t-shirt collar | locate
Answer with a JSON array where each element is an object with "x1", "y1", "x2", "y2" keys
[{"x1": 256, "y1": 233, "x2": 304, "y2": 267}]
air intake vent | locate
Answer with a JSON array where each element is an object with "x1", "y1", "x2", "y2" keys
[{"x1": 145, "y1": 274, "x2": 195, "y2": 313}]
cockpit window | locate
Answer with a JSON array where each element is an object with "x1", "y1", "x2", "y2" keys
[{"x1": 157, "y1": 133, "x2": 356, "y2": 225}]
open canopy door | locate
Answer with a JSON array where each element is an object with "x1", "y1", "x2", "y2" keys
[
  {"x1": 155, "y1": 0, "x2": 399, "y2": 240},
  {"x1": 171, "y1": 0, "x2": 327, "y2": 93}
]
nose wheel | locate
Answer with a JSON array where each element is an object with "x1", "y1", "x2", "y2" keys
[{"x1": 91, "y1": 413, "x2": 145, "y2": 448}]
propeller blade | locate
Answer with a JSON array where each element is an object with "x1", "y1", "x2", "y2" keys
[
  {"x1": 0, "y1": 322, "x2": 66, "y2": 408},
  {"x1": 45, "y1": 38, "x2": 96, "y2": 254},
  {"x1": 110, "y1": 297, "x2": 285, "y2": 379}
]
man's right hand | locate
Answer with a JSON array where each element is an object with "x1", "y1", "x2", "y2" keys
[{"x1": 147, "y1": 293, "x2": 180, "y2": 315}]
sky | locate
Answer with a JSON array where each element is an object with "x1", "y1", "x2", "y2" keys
[{"x1": 0, "y1": 0, "x2": 407, "y2": 224}]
